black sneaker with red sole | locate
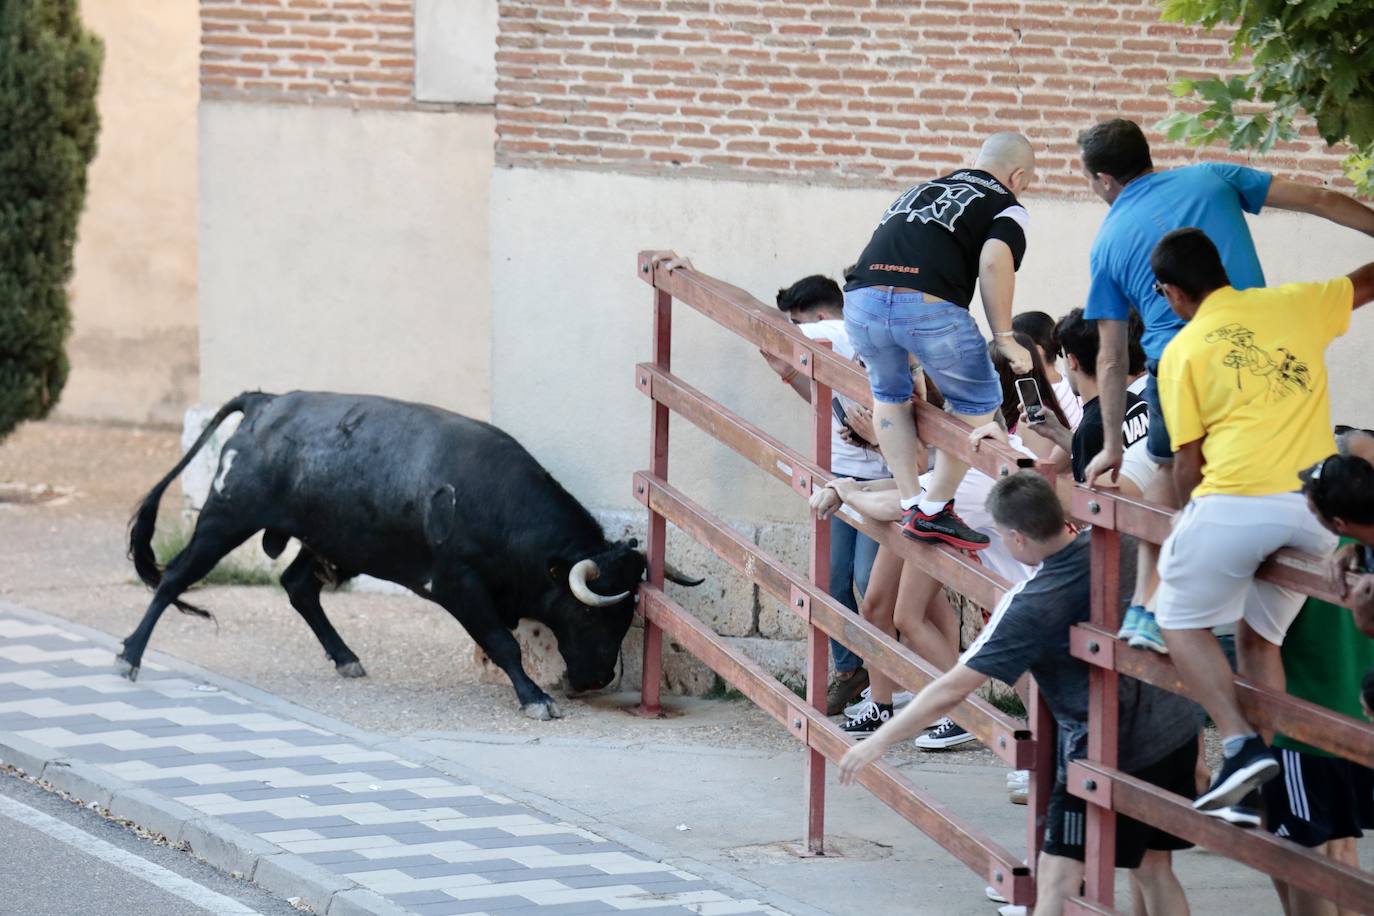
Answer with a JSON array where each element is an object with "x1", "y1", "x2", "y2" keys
[{"x1": 901, "y1": 501, "x2": 991, "y2": 551}]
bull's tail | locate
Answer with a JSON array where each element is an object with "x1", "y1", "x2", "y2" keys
[{"x1": 128, "y1": 392, "x2": 273, "y2": 618}]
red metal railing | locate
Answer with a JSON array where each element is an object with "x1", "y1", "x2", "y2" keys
[{"x1": 631, "y1": 253, "x2": 1374, "y2": 914}]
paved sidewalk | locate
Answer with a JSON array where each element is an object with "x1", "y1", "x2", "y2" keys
[{"x1": 0, "y1": 604, "x2": 790, "y2": 916}]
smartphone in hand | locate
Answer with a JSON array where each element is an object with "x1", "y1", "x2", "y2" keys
[
  {"x1": 831, "y1": 397, "x2": 874, "y2": 447},
  {"x1": 1015, "y1": 377, "x2": 1046, "y2": 425}
]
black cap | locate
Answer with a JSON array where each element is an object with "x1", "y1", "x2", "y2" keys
[{"x1": 1300, "y1": 453, "x2": 1374, "y2": 524}]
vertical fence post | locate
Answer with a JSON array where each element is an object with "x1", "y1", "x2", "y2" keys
[
  {"x1": 804, "y1": 350, "x2": 832, "y2": 855},
  {"x1": 1084, "y1": 520, "x2": 1121, "y2": 906},
  {"x1": 638, "y1": 286, "x2": 672, "y2": 717},
  {"x1": 1027, "y1": 682, "x2": 1055, "y2": 903}
]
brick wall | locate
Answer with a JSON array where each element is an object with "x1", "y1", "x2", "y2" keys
[
  {"x1": 201, "y1": 0, "x2": 417, "y2": 108},
  {"x1": 494, "y1": 0, "x2": 1355, "y2": 195}
]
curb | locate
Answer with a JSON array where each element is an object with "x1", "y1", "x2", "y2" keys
[{"x1": 0, "y1": 601, "x2": 823, "y2": 916}]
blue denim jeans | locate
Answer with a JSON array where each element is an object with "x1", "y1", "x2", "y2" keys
[
  {"x1": 1142, "y1": 360, "x2": 1173, "y2": 464},
  {"x1": 829, "y1": 514, "x2": 881, "y2": 674},
  {"x1": 843, "y1": 286, "x2": 1003, "y2": 416}
]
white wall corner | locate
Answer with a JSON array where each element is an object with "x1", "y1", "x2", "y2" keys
[{"x1": 415, "y1": 0, "x2": 497, "y2": 104}]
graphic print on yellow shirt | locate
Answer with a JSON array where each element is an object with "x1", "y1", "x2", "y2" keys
[
  {"x1": 1158, "y1": 278, "x2": 1353, "y2": 499},
  {"x1": 1204, "y1": 323, "x2": 1313, "y2": 402}
]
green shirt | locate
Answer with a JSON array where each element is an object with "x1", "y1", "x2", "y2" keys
[{"x1": 1275, "y1": 539, "x2": 1374, "y2": 756}]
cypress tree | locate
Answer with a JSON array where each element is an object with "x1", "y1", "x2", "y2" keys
[{"x1": 0, "y1": 0, "x2": 102, "y2": 442}]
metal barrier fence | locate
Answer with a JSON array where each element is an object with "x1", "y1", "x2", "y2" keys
[{"x1": 630, "y1": 252, "x2": 1374, "y2": 914}]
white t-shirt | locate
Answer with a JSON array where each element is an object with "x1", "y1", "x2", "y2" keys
[
  {"x1": 921, "y1": 433, "x2": 1038, "y2": 584},
  {"x1": 798, "y1": 320, "x2": 891, "y2": 480},
  {"x1": 1051, "y1": 375, "x2": 1084, "y2": 431}
]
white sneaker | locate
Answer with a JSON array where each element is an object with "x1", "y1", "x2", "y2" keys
[
  {"x1": 843, "y1": 688, "x2": 914, "y2": 719},
  {"x1": 1007, "y1": 769, "x2": 1029, "y2": 805}
]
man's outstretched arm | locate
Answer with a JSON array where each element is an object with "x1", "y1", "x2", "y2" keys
[{"x1": 1265, "y1": 179, "x2": 1374, "y2": 238}]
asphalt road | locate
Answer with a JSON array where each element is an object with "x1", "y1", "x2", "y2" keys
[{"x1": 0, "y1": 770, "x2": 301, "y2": 916}]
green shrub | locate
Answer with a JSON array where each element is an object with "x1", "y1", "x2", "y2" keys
[{"x1": 0, "y1": 1, "x2": 102, "y2": 441}]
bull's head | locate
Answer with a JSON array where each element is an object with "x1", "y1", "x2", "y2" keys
[{"x1": 544, "y1": 538, "x2": 701, "y2": 693}]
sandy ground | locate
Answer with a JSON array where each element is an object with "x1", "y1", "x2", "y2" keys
[{"x1": 0, "y1": 419, "x2": 997, "y2": 767}]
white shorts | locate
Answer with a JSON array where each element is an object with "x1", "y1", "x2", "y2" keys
[
  {"x1": 1118, "y1": 440, "x2": 1158, "y2": 495},
  {"x1": 1156, "y1": 492, "x2": 1337, "y2": 644}
]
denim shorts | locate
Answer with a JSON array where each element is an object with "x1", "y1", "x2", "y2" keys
[
  {"x1": 842, "y1": 287, "x2": 1002, "y2": 416},
  {"x1": 1142, "y1": 362, "x2": 1173, "y2": 464}
]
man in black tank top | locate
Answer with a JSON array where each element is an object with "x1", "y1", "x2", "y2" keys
[{"x1": 843, "y1": 133, "x2": 1037, "y2": 550}]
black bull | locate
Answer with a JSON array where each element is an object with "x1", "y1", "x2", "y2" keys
[{"x1": 120, "y1": 391, "x2": 699, "y2": 720}]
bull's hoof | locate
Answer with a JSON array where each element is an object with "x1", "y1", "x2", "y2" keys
[
  {"x1": 335, "y1": 660, "x2": 367, "y2": 678},
  {"x1": 522, "y1": 699, "x2": 563, "y2": 721},
  {"x1": 114, "y1": 656, "x2": 140, "y2": 682}
]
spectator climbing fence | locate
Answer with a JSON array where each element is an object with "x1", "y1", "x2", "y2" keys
[{"x1": 630, "y1": 253, "x2": 1374, "y2": 914}]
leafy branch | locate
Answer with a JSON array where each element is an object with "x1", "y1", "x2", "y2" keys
[{"x1": 1157, "y1": 0, "x2": 1374, "y2": 195}]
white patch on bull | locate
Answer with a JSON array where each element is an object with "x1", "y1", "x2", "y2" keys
[
  {"x1": 423, "y1": 578, "x2": 433, "y2": 591},
  {"x1": 213, "y1": 449, "x2": 238, "y2": 495}
]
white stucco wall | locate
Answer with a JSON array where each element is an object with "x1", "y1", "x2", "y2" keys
[
  {"x1": 491, "y1": 166, "x2": 1374, "y2": 522},
  {"x1": 198, "y1": 101, "x2": 493, "y2": 418}
]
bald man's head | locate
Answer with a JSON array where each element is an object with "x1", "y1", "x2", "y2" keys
[{"x1": 975, "y1": 132, "x2": 1036, "y2": 194}]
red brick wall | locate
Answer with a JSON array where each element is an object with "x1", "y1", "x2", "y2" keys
[
  {"x1": 494, "y1": 0, "x2": 1354, "y2": 195},
  {"x1": 201, "y1": 0, "x2": 417, "y2": 108}
]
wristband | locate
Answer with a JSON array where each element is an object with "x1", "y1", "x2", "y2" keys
[{"x1": 992, "y1": 331, "x2": 1014, "y2": 338}]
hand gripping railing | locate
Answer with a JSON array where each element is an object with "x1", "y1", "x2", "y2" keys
[
  {"x1": 632, "y1": 252, "x2": 1052, "y2": 908},
  {"x1": 1063, "y1": 486, "x2": 1374, "y2": 915}
]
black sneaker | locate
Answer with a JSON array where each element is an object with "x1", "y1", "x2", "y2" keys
[
  {"x1": 1200, "y1": 790, "x2": 1262, "y2": 828},
  {"x1": 901, "y1": 502, "x2": 991, "y2": 551},
  {"x1": 913, "y1": 716, "x2": 977, "y2": 750},
  {"x1": 1194, "y1": 737, "x2": 1280, "y2": 811},
  {"x1": 842, "y1": 701, "x2": 891, "y2": 739}
]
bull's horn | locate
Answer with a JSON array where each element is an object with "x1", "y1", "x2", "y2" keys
[
  {"x1": 664, "y1": 561, "x2": 704, "y2": 587},
  {"x1": 568, "y1": 559, "x2": 630, "y2": 607}
]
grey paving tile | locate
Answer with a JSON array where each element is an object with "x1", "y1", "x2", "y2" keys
[
  {"x1": 391, "y1": 890, "x2": 463, "y2": 906},
  {"x1": 335, "y1": 854, "x2": 450, "y2": 873},
  {"x1": 313, "y1": 821, "x2": 444, "y2": 840},
  {"x1": 557, "y1": 873, "x2": 705, "y2": 892}
]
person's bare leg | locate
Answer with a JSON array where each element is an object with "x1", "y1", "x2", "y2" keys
[
  {"x1": 1161, "y1": 627, "x2": 1253, "y2": 738},
  {"x1": 1032, "y1": 852, "x2": 1085, "y2": 916},
  {"x1": 928, "y1": 586, "x2": 961, "y2": 656},
  {"x1": 872, "y1": 400, "x2": 924, "y2": 502},
  {"x1": 924, "y1": 408, "x2": 997, "y2": 503},
  {"x1": 1133, "y1": 466, "x2": 1177, "y2": 606},
  {"x1": 1130, "y1": 849, "x2": 1189, "y2": 915},
  {"x1": 893, "y1": 562, "x2": 958, "y2": 671},
  {"x1": 1329, "y1": 837, "x2": 1359, "y2": 916},
  {"x1": 860, "y1": 548, "x2": 903, "y2": 706},
  {"x1": 1236, "y1": 619, "x2": 1285, "y2": 744},
  {"x1": 1276, "y1": 838, "x2": 1338, "y2": 916}
]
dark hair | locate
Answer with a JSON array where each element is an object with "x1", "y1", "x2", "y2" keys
[
  {"x1": 1127, "y1": 311, "x2": 1147, "y2": 376},
  {"x1": 1055, "y1": 308, "x2": 1097, "y2": 377},
  {"x1": 777, "y1": 275, "x2": 843, "y2": 314},
  {"x1": 1013, "y1": 311, "x2": 1059, "y2": 362},
  {"x1": 1077, "y1": 119, "x2": 1153, "y2": 184},
  {"x1": 987, "y1": 331, "x2": 1069, "y2": 431},
  {"x1": 986, "y1": 471, "x2": 1066, "y2": 541},
  {"x1": 1362, "y1": 667, "x2": 1374, "y2": 713},
  {"x1": 1150, "y1": 228, "x2": 1231, "y2": 302},
  {"x1": 1302, "y1": 453, "x2": 1374, "y2": 525}
]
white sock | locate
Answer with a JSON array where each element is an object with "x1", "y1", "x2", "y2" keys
[
  {"x1": 899, "y1": 495, "x2": 921, "y2": 511},
  {"x1": 916, "y1": 497, "x2": 947, "y2": 516}
]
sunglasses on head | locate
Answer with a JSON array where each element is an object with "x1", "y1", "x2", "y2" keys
[{"x1": 1152, "y1": 281, "x2": 1166, "y2": 297}]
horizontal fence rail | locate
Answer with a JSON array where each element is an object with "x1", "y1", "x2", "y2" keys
[{"x1": 630, "y1": 251, "x2": 1373, "y2": 915}]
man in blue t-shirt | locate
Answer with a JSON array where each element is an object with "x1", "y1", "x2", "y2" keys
[{"x1": 1074, "y1": 118, "x2": 1374, "y2": 652}]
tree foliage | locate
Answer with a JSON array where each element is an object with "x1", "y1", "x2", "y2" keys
[
  {"x1": 1158, "y1": 0, "x2": 1374, "y2": 195},
  {"x1": 0, "y1": 1, "x2": 103, "y2": 442}
]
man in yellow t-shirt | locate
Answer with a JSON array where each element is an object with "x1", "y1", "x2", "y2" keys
[{"x1": 1149, "y1": 227, "x2": 1374, "y2": 814}]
